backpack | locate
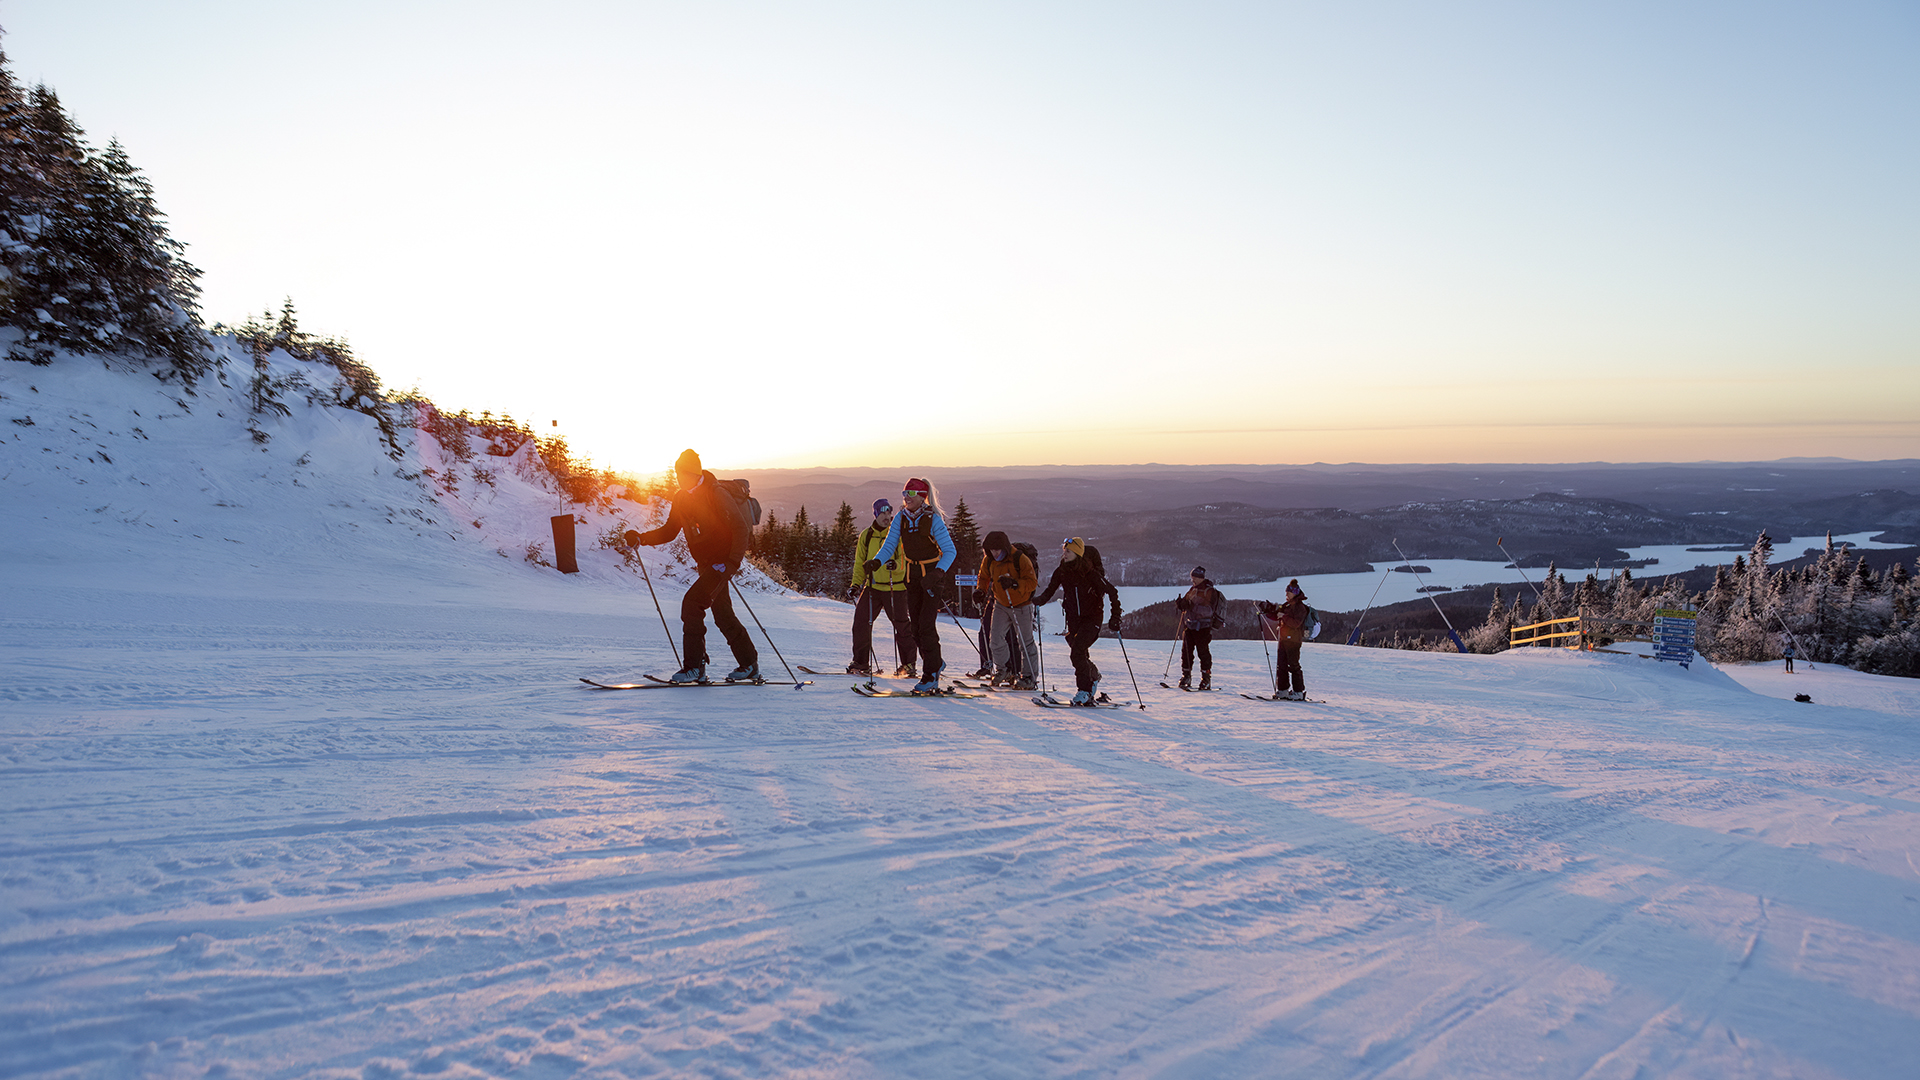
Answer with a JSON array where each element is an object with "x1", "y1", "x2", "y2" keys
[
  {"x1": 713, "y1": 478, "x2": 761, "y2": 564},
  {"x1": 1012, "y1": 541, "x2": 1039, "y2": 575},
  {"x1": 1305, "y1": 606, "x2": 1322, "y2": 640}
]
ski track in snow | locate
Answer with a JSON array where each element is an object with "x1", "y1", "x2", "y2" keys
[{"x1": 4, "y1": 358, "x2": 1920, "y2": 1078}]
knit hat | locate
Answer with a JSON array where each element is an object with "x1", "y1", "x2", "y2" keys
[
  {"x1": 1191, "y1": 566, "x2": 1207, "y2": 578},
  {"x1": 1063, "y1": 537, "x2": 1085, "y2": 558},
  {"x1": 872, "y1": 498, "x2": 892, "y2": 515},
  {"x1": 1285, "y1": 579, "x2": 1302, "y2": 597},
  {"x1": 674, "y1": 448, "x2": 701, "y2": 476},
  {"x1": 903, "y1": 477, "x2": 930, "y2": 496}
]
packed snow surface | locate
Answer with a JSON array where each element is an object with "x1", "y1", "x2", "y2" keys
[{"x1": 5, "y1": 357, "x2": 1920, "y2": 1078}]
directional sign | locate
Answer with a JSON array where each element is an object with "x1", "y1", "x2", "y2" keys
[{"x1": 1653, "y1": 608, "x2": 1698, "y2": 668}]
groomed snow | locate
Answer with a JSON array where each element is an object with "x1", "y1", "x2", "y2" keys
[{"x1": 5, "y1": 355, "x2": 1920, "y2": 1078}]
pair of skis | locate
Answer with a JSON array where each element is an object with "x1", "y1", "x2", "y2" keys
[
  {"x1": 580, "y1": 674, "x2": 813, "y2": 690},
  {"x1": 1031, "y1": 691, "x2": 1133, "y2": 710}
]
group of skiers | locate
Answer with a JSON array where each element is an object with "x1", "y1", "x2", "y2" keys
[{"x1": 631, "y1": 457, "x2": 1316, "y2": 704}]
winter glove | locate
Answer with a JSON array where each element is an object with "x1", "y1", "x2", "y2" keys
[
  {"x1": 1256, "y1": 600, "x2": 1280, "y2": 618},
  {"x1": 971, "y1": 587, "x2": 988, "y2": 604},
  {"x1": 1107, "y1": 613, "x2": 1121, "y2": 633},
  {"x1": 862, "y1": 558, "x2": 883, "y2": 574},
  {"x1": 847, "y1": 585, "x2": 861, "y2": 600},
  {"x1": 926, "y1": 567, "x2": 952, "y2": 601},
  {"x1": 997, "y1": 573, "x2": 1016, "y2": 591},
  {"x1": 1175, "y1": 596, "x2": 1190, "y2": 611},
  {"x1": 623, "y1": 529, "x2": 643, "y2": 548}
]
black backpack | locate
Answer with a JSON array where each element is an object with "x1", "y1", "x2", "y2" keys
[
  {"x1": 1012, "y1": 541, "x2": 1039, "y2": 577},
  {"x1": 712, "y1": 478, "x2": 761, "y2": 564}
]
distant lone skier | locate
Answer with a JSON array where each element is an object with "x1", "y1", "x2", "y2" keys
[
  {"x1": 1034, "y1": 537, "x2": 1122, "y2": 705},
  {"x1": 862, "y1": 478, "x2": 956, "y2": 693},
  {"x1": 1175, "y1": 566, "x2": 1225, "y2": 690},
  {"x1": 627, "y1": 449, "x2": 758, "y2": 684},
  {"x1": 849, "y1": 498, "x2": 917, "y2": 677},
  {"x1": 1782, "y1": 635, "x2": 1796, "y2": 674}
]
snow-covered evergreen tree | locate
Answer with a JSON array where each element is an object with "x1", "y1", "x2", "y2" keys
[{"x1": 0, "y1": 47, "x2": 208, "y2": 375}]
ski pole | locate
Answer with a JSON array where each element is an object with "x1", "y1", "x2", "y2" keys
[
  {"x1": 940, "y1": 600, "x2": 980, "y2": 655},
  {"x1": 1112, "y1": 627, "x2": 1146, "y2": 710},
  {"x1": 1163, "y1": 610, "x2": 1180, "y2": 678},
  {"x1": 850, "y1": 571, "x2": 878, "y2": 688},
  {"x1": 1345, "y1": 564, "x2": 1394, "y2": 646},
  {"x1": 1262, "y1": 617, "x2": 1277, "y2": 698},
  {"x1": 730, "y1": 579, "x2": 803, "y2": 688},
  {"x1": 1036, "y1": 605, "x2": 1049, "y2": 691},
  {"x1": 632, "y1": 541, "x2": 681, "y2": 669}
]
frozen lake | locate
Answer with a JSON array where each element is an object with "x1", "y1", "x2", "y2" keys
[{"x1": 1116, "y1": 531, "x2": 1910, "y2": 617}]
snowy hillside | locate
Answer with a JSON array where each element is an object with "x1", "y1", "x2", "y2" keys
[{"x1": 5, "y1": 355, "x2": 1920, "y2": 1079}]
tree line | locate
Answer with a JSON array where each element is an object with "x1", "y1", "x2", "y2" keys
[{"x1": 750, "y1": 499, "x2": 984, "y2": 600}]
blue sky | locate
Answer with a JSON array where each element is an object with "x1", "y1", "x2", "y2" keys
[{"x1": 6, "y1": 1, "x2": 1917, "y2": 470}]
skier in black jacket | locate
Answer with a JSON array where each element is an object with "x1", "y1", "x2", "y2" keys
[
  {"x1": 1033, "y1": 537, "x2": 1123, "y2": 704},
  {"x1": 1175, "y1": 566, "x2": 1226, "y2": 690},
  {"x1": 629, "y1": 449, "x2": 758, "y2": 683}
]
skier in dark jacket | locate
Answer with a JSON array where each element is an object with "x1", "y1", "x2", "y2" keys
[
  {"x1": 1033, "y1": 537, "x2": 1122, "y2": 704},
  {"x1": 1257, "y1": 580, "x2": 1313, "y2": 700},
  {"x1": 862, "y1": 478, "x2": 956, "y2": 693},
  {"x1": 1175, "y1": 565, "x2": 1225, "y2": 690},
  {"x1": 629, "y1": 449, "x2": 758, "y2": 683}
]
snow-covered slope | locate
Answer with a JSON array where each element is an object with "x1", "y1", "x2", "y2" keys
[{"x1": 4, "y1": 355, "x2": 1920, "y2": 1079}]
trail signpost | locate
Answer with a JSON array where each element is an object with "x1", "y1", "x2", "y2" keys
[{"x1": 1653, "y1": 608, "x2": 1697, "y2": 668}]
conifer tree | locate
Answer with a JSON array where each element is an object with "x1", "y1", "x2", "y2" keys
[
  {"x1": 0, "y1": 46, "x2": 208, "y2": 374},
  {"x1": 948, "y1": 498, "x2": 981, "y2": 575}
]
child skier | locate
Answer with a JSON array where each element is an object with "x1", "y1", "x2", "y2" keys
[{"x1": 1258, "y1": 580, "x2": 1313, "y2": 700}]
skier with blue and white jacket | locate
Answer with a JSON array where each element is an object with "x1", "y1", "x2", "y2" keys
[{"x1": 862, "y1": 478, "x2": 957, "y2": 693}]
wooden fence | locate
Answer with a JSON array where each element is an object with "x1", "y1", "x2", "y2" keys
[{"x1": 1508, "y1": 612, "x2": 1655, "y2": 651}]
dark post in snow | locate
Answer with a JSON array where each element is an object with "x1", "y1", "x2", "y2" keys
[{"x1": 551, "y1": 514, "x2": 579, "y2": 574}]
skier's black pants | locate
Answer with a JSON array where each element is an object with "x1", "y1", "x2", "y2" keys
[
  {"x1": 1065, "y1": 617, "x2": 1103, "y2": 692},
  {"x1": 852, "y1": 587, "x2": 915, "y2": 669},
  {"x1": 1180, "y1": 628, "x2": 1214, "y2": 675},
  {"x1": 904, "y1": 565, "x2": 945, "y2": 676},
  {"x1": 1277, "y1": 641, "x2": 1304, "y2": 694},
  {"x1": 682, "y1": 566, "x2": 756, "y2": 671}
]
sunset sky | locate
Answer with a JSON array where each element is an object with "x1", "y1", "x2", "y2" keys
[{"x1": 7, "y1": 1, "x2": 1916, "y2": 471}]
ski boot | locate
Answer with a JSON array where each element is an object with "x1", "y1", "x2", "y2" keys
[
  {"x1": 846, "y1": 663, "x2": 871, "y2": 677},
  {"x1": 910, "y1": 663, "x2": 944, "y2": 695},
  {"x1": 1198, "y1": 671, "x2": 1212, "y2": 691},
  {"x1": 1069, "y1": 689, "x2": 1094, "y2": 706},
  {"x1": 1285, "y1": 689, "x2": 1304, "y2": 701},
  {"x1": 1013, "y1": 676, "x2": 1035, "y2": 691},
  {"x1": 725, "y1": 662, "x2": 761, "y2": 684},
  {"x1": 669, "y1": 665, "x2": 706, "y2": 685},
  {"x1": 1177, "y1": 673, "x2": 1192, "y2": 690},
  {"x1": 895, "y1": 663, "x2": 917, "y2": 680}
]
